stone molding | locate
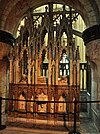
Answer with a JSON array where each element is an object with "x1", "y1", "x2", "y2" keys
[
  {"x1": 82, "y1": 25, "x2": 100, "y2": 45},
  {"x1": 86, "y1": 40, "x2": 100, "y2": 82},
  {"x1": 86, "y1": 40, "x2": 100, "y2": 63},
  {"x1": 0, "y1": 30, "x2": 15, "y2": 46}
]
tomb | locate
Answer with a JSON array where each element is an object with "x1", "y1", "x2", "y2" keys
[{"x1": 9, "y1": 3, "x2": 80, "y2": 128}]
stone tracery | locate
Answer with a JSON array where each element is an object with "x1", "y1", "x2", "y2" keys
[{"x1": 9, "y1": 3, "x2": 80, "y2": 125}]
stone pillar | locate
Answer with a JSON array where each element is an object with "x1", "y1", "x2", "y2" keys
[
  {"x1": 35, "y1": 57, "x2": 38, "y2": 84},
  {"x1": 86, "y1": 40, "x2": 100, "y2": 131},
  {"x1": 32, "y1": 62, "x2": 35, "y2": 84},
  {"x1": 0, "y1": 30, "x2": 14, "y2": 96},
  {"x1": 35, "y1": 41, "x2": 38, "y2": 84},
  {"x1": 0, "y1": 30, "x2": 15, "y2": 126},
  {"x1": 15, "y1": 59, "x2": 20, "y2": 83},
  {"x1": 28, "y1": 48, "x2": 32, "y2": 84},
  {"x1": 86, "y1": 40, "x2": 100, "y2": 99},
  {"x1": 9, "y1": 48, "x2": 13, "y2": 83},
  {"x1": 82, "y1": 25, "x2": 100, "y2": 131},
  {"x1": 47, "y1": 48, "x2": 51, "y2": 115},
  {"x1": 28, "y1": 65, "x2": 31, "y2": 84},
  {"x1": 69, "y1": 46, "x2": 73, "y2": 86},
  {"x1": 76, "y1": 46, "x2": 80, "y2": 87},
  {"x1": 56, "y1": 47, "x2": 59, "y2": 85},
  {"x1": 28, "y1": 59, "x2": 31, "y2": 84},
  {"x1": 52, "y1": 60, "x2": 55, "y2": 85},
  {"x1": 48, "y1": 46, "x2": 52, "y2": 85},
  {"x1": 0, "y1": 59, "x2": 8, "y2": 98}
]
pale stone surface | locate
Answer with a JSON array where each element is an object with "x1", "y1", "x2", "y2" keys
[
  {"x1": 86, "y1": 39, "x2": 100, "y2": 131},
  {"x1": 0, "y1": 0, "x2": 98, "y2": 32},
  {"x1": 0, "y1": 127, "x2": 68, "y2": 134},
  {"x1": 0, "y1": 117, "x2": 100, "y2": 134},
  {"x1": 0, "y1": 42, "x2": 12, "y2": 126},
  {"x1": 0, "y1": 42, "x2": 11, "y2": 60}
]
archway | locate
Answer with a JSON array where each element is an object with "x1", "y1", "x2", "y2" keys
[{"x1": 8, "y1": 2, "x2": 87, "y2": 126}]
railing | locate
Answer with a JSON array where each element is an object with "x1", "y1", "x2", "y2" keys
[{"x1": 0, "y1": 97, "x2": 100, "y2": 134}]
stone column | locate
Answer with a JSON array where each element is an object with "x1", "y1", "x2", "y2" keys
[
  {"x1": 86, "y1": 40, "x2": 100, "y2": 101},
  {"x1": 32, "y1": 61, "x2": 35, "y2": 84},
  {"x1": 28, "y1": 59, "x2": 31, "y2": 84},
  {"x1": 86, "y1": 40, "x2": 100, "y2": 130},
  {"x1": 9, "y1": 48, "x2": 13, "y2": 84},
  {"x1": 52, "y1": 60, "x2": 55, "y2": 85},
  {"x1": 0, "y1": 30, "x2": 14, "y2": 97},
  {"x1": 35, "y1": 57, "x2": 38, "y2": 84},
  {"x1": 56, "y1": 47, "x2": 59, "y2": 85},
  {"x1": 69, "y1": 46, "x2": 73, "y2": 86},
  {"x1": 28, "y1": 48, "x2": 32, "y2": 84},
  {"x1": 82, "y1": 25, "x2": 100, "y2": 131},
  {"x1": 0, "y1": 59, "x2": 8, "y2": 98},
  {"x1": 15, "y1": 58, "x2": 20, "y2": 84},
  {"x1": 0, "y1": 30, "x2": 15, "y2": 127},
  {"x1": 28, "y1": 65, "x2": 31, "y2": 84}
]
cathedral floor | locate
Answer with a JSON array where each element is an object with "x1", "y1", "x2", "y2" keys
[
  {"x1": 0, "y1": 113, "x2": 100, "y2": 134},
  {"x1": 0, "y1": 119, "x2": 100, "y2": 134},
  {"x1": 0, "y1": 124, "x2": 99, "y2": 134}
]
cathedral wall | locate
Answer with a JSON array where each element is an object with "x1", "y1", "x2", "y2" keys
[{"x1": 83, "y1": 28, "x2": 100, "y2": 131}]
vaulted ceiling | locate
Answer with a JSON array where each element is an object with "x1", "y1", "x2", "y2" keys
[{"x1": 0, "y1": 0, "x2": 100, "y2": 35}]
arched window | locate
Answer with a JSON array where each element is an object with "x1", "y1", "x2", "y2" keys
[
  {"x1": 41, "y1": 49, "x2": 48, "y2": 76},
  {"x1": 61, "y1": 32, "x2": 68, "y2": 46},
  {"x1": 60, "y1": 49, "x2": 69, "y2": 77},
  {"x1": 41, "y1": 27, "x2": 48, "y2": 46},
  {"x1": 23, "y1": 50, "x2": 28, "y2": 75},
  {"x1": 23, "y1": 28, "x2": 29, "y2": 47}
]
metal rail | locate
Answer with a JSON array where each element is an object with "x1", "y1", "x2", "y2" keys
[{"x1": 0, "y1": 97, "x2": 100, "y2": 133}]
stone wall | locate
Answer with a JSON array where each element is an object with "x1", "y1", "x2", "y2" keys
[
  {"x1": 83, "y1": 26, "x2": 100, "y2": 131},
  {"x1": 80, "y1": 91, "x2": 87, "y2": 112}
]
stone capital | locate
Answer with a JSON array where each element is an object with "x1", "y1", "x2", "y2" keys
[
  {"x1": 82, "y1": 25, "x2": 100, "y2": 70},
  {"x1": 86, "y1": 40, "x2": 100, "y2": 65},
  {"x1": 85, "y1": 40, "x2": 100, "y2": 82},
  {"x1": 0, "y1": 30, "x2": 15, "y2": 60}
]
